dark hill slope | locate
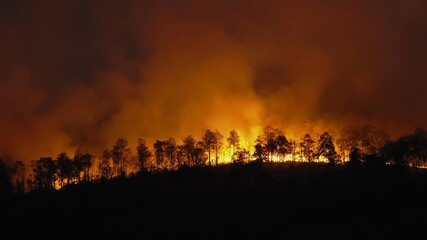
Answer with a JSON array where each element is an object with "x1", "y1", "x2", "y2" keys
[{"x1": 4, "y1": 163, "x2": 427, "y2": 239}]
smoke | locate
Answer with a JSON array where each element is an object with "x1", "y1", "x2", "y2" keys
[{"x1": 1, "y1": 0, "x2": 427, "y2": 163}]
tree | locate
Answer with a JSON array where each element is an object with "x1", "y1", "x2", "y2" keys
[
  {"x1": 253, "y1": 138, "x2": 268, "y2": 162},
  {"x1": 266, "y1": 138, "x2": 277, "y2": 161},
  {"x1": 391, "y1": 135, "x2": 411, "y2": 168},
  {"x1": 262, "y1": 126, "x2": 282, "y2": 161},
  {"x1": 231, "y1": 148, "x2": 250, "y2": 164},
  {"x1": 33, "y1": 157, "x2": 57, "y2": 190},
  {"x1": 55, "y1": 152, "x2": 73, "y2": 187},
  {"x1": 26, "y1": 160, "x2": 37, "y2": 192},
  {"x1": 136, "y1": 138, "x2": 152, "y2": 173},
  {"x1": 194, "y1": 141, "x2": 207, "y2": 166},
  {"x1": 213, "y1": 130, "x2": 223, "y2": 165},
  {"x1": 176, "y1": 145, "x2": 185, "y2": 167},
  {"x1": 165, "y1": 138, "x2": 177, "y2": 169},
  {"x1": 203, "y1": 130, "x2": 216, "y2": 166},
  {"x1": 348, "y1": 147, "x2": 362, "y2": 169},
  {"x1": 380, "y1": 140, "x2": 395, "y2": 166},
  {"x1": 289, "y1": 140, "x2": 297, "y2": 161},
  {"x1": 317, "y1": 132, "x2": 338, "y2": 165},
  {"x1": 12, "y1": 160, "x2": 25, "y2": 194},
  {"x1": 127, "y1": 155, "x2": 140, "y2": 175},
  {"x1": 227, "y1": 130, "x2": 240, "y2": 155},
  {"x1": 98, "y1": 150, "x2": 112, "y2": 181},
  {"x1": 183, "y1": 135, "x2": 196, "y2": 166},
  {"x1": 336, "y1": 133, "x2": 354, "y2": 162},
  {"x1": 74, "y1": 152, "x2": 93, "y2": 182},
  {"x1": 111, "y1": 138, "x2": 131, "y2": 176},
  {"x1": 153, "y1": 140, "x2": 167, "y2": 169},
  {"x1": 276, "y1": 135, "x2": 291, "y2": 161},
  {"x1": 389, "y1": 129, "x2": 427, "y2": 168},
  {"x1": 357, "y1": 125, "x2": 389, "y2": 155},
  {"x1": 0, "y1": 159, "x2": 13, "y2": 197},
  {"x1": 300, "y1": 134, "x2": 316, "y2": 162},
  {"x1": 263, "y1": 126, "x2": 282, "y2": 141},
  {"x1": 407, "y1": 128, "x2": 427, "y2": 168}
]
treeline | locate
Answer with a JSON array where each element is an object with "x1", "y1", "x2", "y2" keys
[{"x1": 1, "y1": 126, "x2": 427, "y2": 195}]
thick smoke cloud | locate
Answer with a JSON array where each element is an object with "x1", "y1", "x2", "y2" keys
[{"x1": 1, "y1": 0, "x2": 427, "y2": 163}]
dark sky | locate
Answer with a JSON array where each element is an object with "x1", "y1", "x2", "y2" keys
[{"x1": 1, "y1": 0, "x2": 427, "y2": 162}]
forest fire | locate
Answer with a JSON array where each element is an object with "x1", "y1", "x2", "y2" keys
[
  {"x1": 0, "y1": 0, "x2": 425, "y2": 193},
  {"x1": 1, "y1": 0, "x2": 427, "y2": 170},
  {"x1": 8, "y1": 123, "x2": 424, "y2": 193},
  {"x1": 2, "y1": 1, "x2": 427, "y2": 238}
]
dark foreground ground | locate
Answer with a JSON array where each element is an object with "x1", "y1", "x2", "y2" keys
[{"x1": 3, "y1": 162, "x2": 427, "y2": 238}]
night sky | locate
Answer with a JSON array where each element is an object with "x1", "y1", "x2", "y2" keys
[{"x1": 1, "y1": 0, "x2": 427, "y2": 163}]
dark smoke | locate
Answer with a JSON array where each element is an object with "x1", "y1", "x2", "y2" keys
[{"x1": 1, "y1": 0, "x2": 426, "y2": 163}]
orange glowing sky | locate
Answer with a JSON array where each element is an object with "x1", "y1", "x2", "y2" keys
[{"x1": 1, "y1": 0, "x2": 427, "y2": 163}]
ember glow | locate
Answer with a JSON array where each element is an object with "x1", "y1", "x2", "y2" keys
[{"x1": 1, "y1": 0, "x2": 427, "y2": 166}]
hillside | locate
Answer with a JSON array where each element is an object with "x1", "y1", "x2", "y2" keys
[{"x1": 4, "y1": 162, "x2": 427, "y2": 238}]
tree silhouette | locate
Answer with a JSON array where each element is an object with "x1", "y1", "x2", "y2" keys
[
  {"x1": 99, "y1": 149, "x2": 112, "y2": 181},
  {"x1": 111, "y1": 138, "x2": 131, "y2": 176},
  {"x1": 300, "y1": 134, "x2": 316, "y2": 162},
  {"x1": 406, "y1": 128, "x2": 427, "y2": 168},
  {"x1": 336, "y1": 133, "x2": 353, "y2": 162},
  {"x1": 26, "y1": 160, "x2": 36, "y2": 192},
  {"x1": 12, "y1": 160, "x2": 25, "y2": 194},
  {"x1": 137, "y1": 138, "x2": 152, "y2": 173},
  {"x1": 203, "y1": 130, "x2": 216, "y2": 166},
  {"x1": 176, "y1": 145, "x2": 185, "y2": 167},
  {"x1": 276, "y1": 135, "x2": 291, "y2": 161},
  {"x1": 380, "y1": 140, "x2": 395, "y2": 166},
  {"x1": 337, "y1": 128, "x2": 364, "y2": 161},
  {"x1": 415, "y1": 129, "x2": 427, "y2": 166},
  {"x1": 262, "y1": 126, "x2": 282, "y2": 161},
  {"x1": 74, "y1": 152, "x2": 93, "y2": 182},
  {"x1": 263, "y1": 126, "x2": 282, "y2": 139},
  {"x1": 227, "y1": 130, "x2": 240, "y2": 155},
  {"x1": 33, "y1": 157, "x2": 57, "y2": 190},
  {"x1": 183, "y1": 135, "x2": 196, "y2": 166},
  {"x1": 213, "y1": 130, "x2": 223, "y2": 165},
  {"x1": 165, "y1": 138, "x2": 177, "y2": 169},
  {"x1": 231, "y1": 148, "x2": 250, "y2": 163},
  {"x1": 266, "y1": 138, "x2": 277, "y2": 161},
  {"x1": 391, "y1": 135, "x2": 410, "y2": 168},
  {"x1": 154, "y1": 140, "x2": 167, "y2": 169},
  {"x1": 194, "y1": 140, "x2": 207, "y2": 166},
  {"x1": 356, "y1": 125, "x2": 390, "y2": 155},
  {"x1": 0, "y1": 159, "x2": 13, "y2": 197},
  {"x1": 387, "y1": 129, "x2": 427, "y2": 168},
  {"x1": 348, "y1": 147, "x2": 362, "y2": 169},
  {"x1": 55, "y1": 152, "x2": 73, "y2": 187},
  {"x1": 317, "y1": 132, "x2": 338, "y2": 165},
  {"x1": 289, "y1": 140, "x2": 297, "y2": 161},
  {"x1": 253, "y1": 137, "x2": 268, "y2": 162}
]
